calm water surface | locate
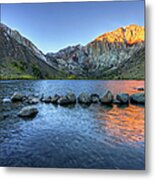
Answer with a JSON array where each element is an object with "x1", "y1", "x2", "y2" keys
[{"x1": 0, "y1": 80, "x2": 144, "y2": 169}]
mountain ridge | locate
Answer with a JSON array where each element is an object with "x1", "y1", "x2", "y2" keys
[
  {"x1": 94, "y1": 24, "x2": 144, "y2": 45},
  {"x1": 0, "y1": 23, "x2": 145, "y2": 79},
  {"x1": 46, "y1": 24, "x2": 144, "y2": 78},
  {"x1": 0, "y1": 23, "x2": 66, "y2": 79}
]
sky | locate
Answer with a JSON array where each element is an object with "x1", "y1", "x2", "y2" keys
[{"x1": 0, "y1": 1, "x2": 145, "y2": 53}]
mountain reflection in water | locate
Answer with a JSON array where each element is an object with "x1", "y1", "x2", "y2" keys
[
  {"x1": 0, "y1": 80, "x2": 144, "y2": 169},
  {"x1": 96, "y1": 104, "x2": 144, "y2": 145}
]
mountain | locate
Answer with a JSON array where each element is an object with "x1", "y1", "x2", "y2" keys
[
  {"x1": 46, "y1": 24, "x2": 145, "y2": 79},
  {"x1": 0, "y1": 23, "x2": 145, "y2": 80},
  {"x1": 0, "y1": 23, "x2": 65, "y2": 79}
]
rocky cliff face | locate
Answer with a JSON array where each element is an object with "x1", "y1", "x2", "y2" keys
[
  {"x1": 0, "y1": 23, "x2": 47, "y2": 62},
  {"x1": 46, "y1": 24, "x2": 145, "y2": 78},
  {"x1": 46, "y1": 45, "x2": 88, "y2": 76},
  {"x1": 0, "y1": 23, "x2": 65, "y2": 79}
]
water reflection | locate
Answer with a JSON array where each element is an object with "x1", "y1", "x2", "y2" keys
[
  {"x1": 117, "y1": 104, "x2": 129, "y2": 109},
  {"x1": 96, "y1": 104, "x2": 144, "y2": 145},
  {"x1": 100, "y1": 104, "x2": 114, "y2": 111},
  {"x1": 0, "y1": 80, "x2": 144, "y2": 169},
  {"x1": 100, "y1": 80, "x2": 144, "y2": 96}
]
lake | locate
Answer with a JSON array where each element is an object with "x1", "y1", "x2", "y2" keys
[{"x1": 0, "y1": 80, "x2": 145, "y2": 169}]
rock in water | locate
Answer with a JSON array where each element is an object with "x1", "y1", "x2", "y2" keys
[
  {"x1": 90, "y1": 94, "x2": 100, "y2": 103},
  {"x1": 116, "y1": 93, "x2": 129, "y2": 104},
  {"x1": 57, "y1": 96, "x2": 70, "y2": 105},
  {"x1": 100, "y1": 90, "x2": 113, "y2": 104},
  {"x1": 78, "y1": 93, "x2": 91, "y2": 104},
  {"x1": 133, "y1": 87, "x2": 144, "y2": 91},
  {"x1": 28, "y1": 97, "x2": 40, "y2": 104},
  {"x1": 66, "y1": 92, "x2": 76, "y2": 104},
  {"x1": 130, "y1": 93, "x2": 145, "y2": 104},
  {"x1": 41, "y1": 96, "x2": 51, "y2": 103},
  {"x1": 11, "y1": 92, "x2": 24, "y2": 101},
  {"x1": 51, "y1": 94, "x2": 60, "y2": 104},
  {"x1": 18, "y1": 106, "x2": 38, "y2": 117},
  {"x1": 57, "y1": 92, "x2": 76, "y2": 105},
  {"x1": 137, "y1": 87, "x2": 144, "y2": 91}
]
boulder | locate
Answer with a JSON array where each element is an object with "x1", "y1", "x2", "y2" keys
[
  {"x1": 51, "y1": 94, "x2": 60, "y2": 104},
  {"x1": 28, "y1": 97, "x2": 40, "y2": 104},
  {"x1": 116, "y1": 93, "x2": 129, "y2": 104},
  {"x1": 90, "y1": 94, "x2": 100, "y2": 103},
  {"x1": 130, "y1": 93, "x2": 145, "y2": 104},
  {"x1": 100, "y1": 90, "x2": 113, "y2": 104},
  {"x1": 18, "y1": 106, "x2": 38, "y2": 117},
  {"x1": 41, "y1": 96, "x2": 51, "y2": 103},
  {"x1": 66, "y1": 92, "x2": 76, "y2": 104},
  {"x1": 78, "y1": 92, "x2": 91, "y2": 104},
  {"x1": 57, "y1": 96, "x2": 70, "y2": 105},
  {"x1": 57, "y1": 92, "x2": 76, "y2": 105},
  {"x1": 11, "y1": 92, "x2": 25, "y2": 101}
]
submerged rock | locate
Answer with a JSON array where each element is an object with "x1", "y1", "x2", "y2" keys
[
  {"x1": 11, "y1": 92, "x2": 25, "y2": 101},
  {"x1": 18, "y1": 106, "x2": 38, "y2": 117},
  {"x1": 90, "y1": 94, "x2": 100, "y2": 103},
  {"x1": 116, "y1": 93, "x2": 129, "y2": 104},
  {"x1": 130, "y1": 93, "x2": 145, "y2": 104},
  {"x1": 100, "y1": 90, "x2": 113, "y2": 104},
  {"x1": 78, "y1": 92, "x2": 91, "y2": 104}
]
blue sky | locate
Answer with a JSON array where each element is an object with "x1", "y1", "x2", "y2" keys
[{"x1": 1, "y1": 1, "x2": 145, "y2": 53}]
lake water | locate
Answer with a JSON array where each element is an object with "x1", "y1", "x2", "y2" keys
[{"x1": 0, "y1": 80, "x2": 145, "y2": 169}]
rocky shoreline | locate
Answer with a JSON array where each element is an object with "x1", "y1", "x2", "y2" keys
[{"x1": 2, "y1": 90, "x2": 145, "y2": 118}]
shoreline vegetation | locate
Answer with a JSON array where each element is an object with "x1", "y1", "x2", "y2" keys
[
  {"x1": 0, "y1": 78, "x2": 145, "y2": 80},
  {"x1": 0, "y1": 75, "x2": 145, "y2": 81}
]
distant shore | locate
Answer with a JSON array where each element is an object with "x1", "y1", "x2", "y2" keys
[{"x1": 0, "y1": 76, "x2": 145, "y2": 81}]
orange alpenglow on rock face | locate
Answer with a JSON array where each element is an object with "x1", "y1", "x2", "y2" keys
[{"x1": 95, "y1": 24, "x2": 144, "y2": 45}]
